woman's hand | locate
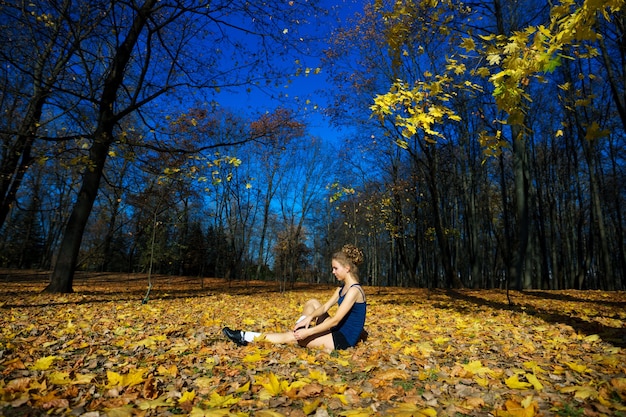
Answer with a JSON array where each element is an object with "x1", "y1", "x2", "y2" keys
[
  {"x1": 293, "y1": 315, "x2": 313, "y2": 331},
  {"x1": 293, "y1": 326, "x2": 312, "y2": 341}
]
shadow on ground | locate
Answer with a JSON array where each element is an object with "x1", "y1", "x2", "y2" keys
[
  {"x1": 436, "y1": 289, "x2": 626, "y2": 348},
  {"x1": 0, "y1": 269, "x2": 335, "y2": 309}
]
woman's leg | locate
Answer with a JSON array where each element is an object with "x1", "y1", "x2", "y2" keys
[
  {"x1": 301, "y1": 299, "x2": 329, "y2": 325},
  {"x1": 224, "y1": 299, "x2": 334, "y2": 349},
  {"x1": 263, "y1": 326, "x2": 335, "y2": 352},
  {"x1": 303, "y1": 332, "x2": 335, "y2": 353},
  {"x1": 262, "y1": 299, "x2": 330, "y2": 345}
]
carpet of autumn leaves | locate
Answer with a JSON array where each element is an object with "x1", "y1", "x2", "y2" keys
[{"x1": 1, "y1": 270, "x2": 626, "y2": 417}]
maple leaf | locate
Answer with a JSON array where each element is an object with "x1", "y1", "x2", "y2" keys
[
  {"x1": 179, "y1": 390, "x2": 196, "y2": 404},
  {"x1": 374, "y1": 369, "x2": 410, "y2": 381},
  {"x1": 308, "y1": 369, "x2": 328, "y2": 382},
  {"x1": 205, "y1": 391, "x2": 240, "y2": 408},
  {"x1": 137, "y1": 395, "x2": 170, "y2": 410},
  {"x1": 302, "y1": 398, "x2": 322, "y2": 415},
  {"x1": 564, "y1": 362, "x2": 589, "y2": 373},
  {"x1": 47, "y1": 371, "x2": 72, "y2": 385},
  {"x1": 611, "y1": 377, "x2": 626, "y2": 393},
  {"x1": 258, "y1": 372, "x2": 291, "y2": 399},
  {"x1": 105, "y1": 405, "x2": 134, "y2": 417},
  {"x1": 584, "y1": 121, "x2": 610, "y2": 140},
  {"x1": 189, "y1": 406, "x2": 234, "y2": 417},
  {"x1": 157, "y1": 364, "x2": 178, "y2": 377},
  {"x1": 387, "y1": 402, "x2": 437, "y2": 416},
  {"x1": 29, "y1": 355, "x2": 62, "y2": 371},
  {"x1": 461, "y1": 397, "x2": 485, "y2": 410},
  {"x1": 560, "y1": 384, "x2": 598, "y2": 400},
  {"x1": 243, "y1": 351, "x2": 268, "y2": 362},
  {"x1": 505, "y1": 374, "x2": 533, "y2": 390},
  {"x1": 462, "y1": 360, "x2": 494, "y2": 377},
  {"x1": 131, "y1": 335, "x2": 167, "y2": 349},
  {"x1": 460, "y1": 37, "x2": 475, "y2": 51},
  {"x1": 255, "y1": 411, "x2": 286, "y2": 417},
  {"x1": 523, "y1": 361, "x2": 546, "y2": 374},
  {"x1": 338, "y1": 408, "x2": 374, "y2": 416},
  {"x1": 235, "y1": 381, "x2": 250, "y2": 393},
  {"x1": 494, "y1": 398, "x2": 536, "y2": 417},
  {"x1": 332, "y1": 393, "x2": 350, "y2": 405},
  {"x1": 106, "y1": 369, "x2": 146, "y2": 388},
  {"x1": 525, "y1": 373, "x2": 544, "y2": 391},
  {"x1": 194, "y1": 376, "x2": 216, "y2": 393},
  {"x1": 432, "y1": 336, "x2": 449, "y2": 345},
  {"x1": 487, "y1": 53, "x2": 502, "y2": 65}
]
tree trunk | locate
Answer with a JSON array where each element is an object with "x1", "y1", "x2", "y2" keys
[
  {"x1": 508, "y1": 125, "x2": 531, "y2": 291},
  {"x1": 422, "y1": 145, "x2": 462, "y2": 288},
  {"x1": 0, "y1": 102, "x2": 41, "y2": 229},
  {"x1": 45, "y1": 0, "x2": 157, "y2": 293},
  {"x1": 45, "y1": 135, "x2": 113, "y2": 292},
  {"x1": 581, "y1": 136, "x2": 613, "y2": 289},
  {"x1": 256, "y1": 175, "x2": 274, "y2": 280}
]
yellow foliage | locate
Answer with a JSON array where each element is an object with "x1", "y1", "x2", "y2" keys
[
  {"x1": 462, "y1": 360, "x2": 494, "y2": 377},
  {"x1": 525, "y1": 373, "x2": 544, "y2": 391},
  {"x1": 565, "y1": 361, "x2": 589, "y2": 373},
  {"x1": 495, "y1": 398, "x2": 536, "y2": 417},
  {"x1": 2, "y1": 277, "x2": 626, "y2": 416},
  {"x1": 560, "y1": 384, "x2": 598, "y2": 400},
  {"x1": 205, "y1": 391, "x2": 240, "y2": 408},
  {"x1": 137, "y1": 396, "x2": 170, "y2": 410},
  {"x1": 302, "y1": 398, "x2": 322, "y2": 415},
  {"x1": 387, "y1": 402, "x2": 437, "y2": 416},
  {"x1": 106, "y1": 369, "x2": 146, "y2": 388},
  {"x1": 505, "y1": 374, "x2": 533, "y2": 390},
  {"x1": 29, "y1": 356, "x2": 62, "y2": 371},
  {"x1": 338, "y1": 407, "x2": 374, "y2": 416},
  {"x1": 179, "y1": 390, "x2": 196, "y2": 404}
]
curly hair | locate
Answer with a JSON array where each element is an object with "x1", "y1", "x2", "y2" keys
[{"x1": 332, "y1": 244, "x2": 364, "y2": 279}]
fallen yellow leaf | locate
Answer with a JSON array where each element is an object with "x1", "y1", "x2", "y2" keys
[
  {"x1": 29, "y1": 355, "x2": 62, "y2": 371},
  {"x1": 564, "y1": 362, "x2": 588, "y2": 373},
  {"x1": 189, "y1": 407, "x2": 234, "y2": 417},
  {"x1": 205, "y1": 391, "x2": 239, "y2": 408},
  {"x1": 137, "y1": 395, "x2": 170, "y2": 410},
  {"x1": 302, "y1": 398, "x2": 321, "y2": 415},
  {"x1": 338, "y1": 407, "x2": 374, "y2": 416},
  {"x1": 525, "y1": 373, "x2": 543, "y2": 391},
  {"x1": 387, "y1": 402, "x2": 437, "y2": 416},
  {"x1": 106, "y1": 368, "x2": 146, "y2": 388},
  {"x1": 505, "y1": 374, "x2": 533, "y2": 390},
  {"x1": 179, "y1": 389, "x2": 196, "y2": 404},
  {"x1": 560, "y1": 385, "x2": 598, "y2": 400},
  {"x1": 47, "y1": 371, "x2": 71, "y2": 385},
  {"x1": 494, "y1": 399, "x2": 535, "y2": 417},
  {"x1": 463, "y1": 360, "x2": 494, "y2": 377},
  {"x1": 255, "y1": 410, "x2": 285, "y2": 417}
]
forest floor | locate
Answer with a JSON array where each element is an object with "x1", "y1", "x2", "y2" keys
[{"x1": 1, "y1": 270, "x2": 625, "y2": 417}]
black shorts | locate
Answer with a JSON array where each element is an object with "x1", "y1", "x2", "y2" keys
[{"x1": 331, "y1": 331, "x2": 351, "y2": 350}]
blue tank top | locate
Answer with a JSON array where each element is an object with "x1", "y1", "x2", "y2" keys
[{"x1": 334, "y1": 284, "x2": 366, "y2": 347}]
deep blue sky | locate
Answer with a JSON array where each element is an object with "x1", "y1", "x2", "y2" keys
[{"x1": 213, "y1": 0, "x2": 364, "y2": 147}]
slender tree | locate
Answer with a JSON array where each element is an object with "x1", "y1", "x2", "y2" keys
[{"x1": 43, "y1": 0, "x2": 323, "y2": 292}]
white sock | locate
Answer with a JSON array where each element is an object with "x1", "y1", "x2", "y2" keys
[
  {"x1": 243, "y1": 331, "x2": 261, "y2": 343},
  {"x1": 296, "y1": 315, "x2": 307, "y2": 324}
]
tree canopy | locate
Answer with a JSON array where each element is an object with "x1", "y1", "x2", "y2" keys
[{"x1": 0, "y1": 0, "x2": 625, "y2": 291}]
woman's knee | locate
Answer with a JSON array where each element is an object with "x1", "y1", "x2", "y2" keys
[{"x1": 303, "y1": 299, "x2": 321, "y2": 314}]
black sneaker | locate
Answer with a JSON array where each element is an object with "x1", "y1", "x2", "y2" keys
[{"x1": 222, "y1": 327, "x2": 247, "y2": 346}]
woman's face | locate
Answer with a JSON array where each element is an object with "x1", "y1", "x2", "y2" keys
[{"x1": 332, "y1": 259, "x2": 350, "y2": 281}]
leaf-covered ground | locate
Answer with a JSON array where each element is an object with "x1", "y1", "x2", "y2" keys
[{"x1": 1, "y1": 271, "x2": 625, "y2": 417}]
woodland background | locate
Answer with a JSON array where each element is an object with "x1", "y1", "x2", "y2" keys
[{"x1": 1, "y1": 0, "x2": 626, "y2": 292}]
